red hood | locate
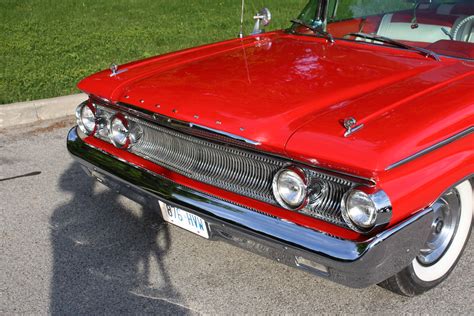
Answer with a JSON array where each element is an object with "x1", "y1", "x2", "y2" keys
[{"x1": 78, "y1": 32, "x2": 474, "y2": 178}]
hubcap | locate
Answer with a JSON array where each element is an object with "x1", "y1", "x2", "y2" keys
[{"x1": 417, "y1": 189, "x2": 461, "y2": 265}]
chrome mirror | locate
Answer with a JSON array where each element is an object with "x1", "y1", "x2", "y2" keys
[{"x1": 251, "y1": 8, "x2": 271, "y2": 35}]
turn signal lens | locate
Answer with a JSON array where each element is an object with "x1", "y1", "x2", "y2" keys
[
  {"x1": 272, "y1": 167, "x2": 307, "y2": 210},
  {"x1": 341, "y1": 190, "x2": 377, "y2": 231},
  {"x1": 76, "y1": 102, "x2": 96, "y2": 135}
]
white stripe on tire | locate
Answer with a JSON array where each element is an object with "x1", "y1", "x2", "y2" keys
[{"x1": 412, "y1": 181, "x2": 473, "y2": 282}]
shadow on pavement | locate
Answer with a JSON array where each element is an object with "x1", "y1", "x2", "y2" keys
[{"x1": 49, "y1": 162, "x2": 190, "y2": 314}]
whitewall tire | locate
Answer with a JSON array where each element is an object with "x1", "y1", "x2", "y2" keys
[{"x1": 380, "y1": 179, "x2": 473, "y2": 296}]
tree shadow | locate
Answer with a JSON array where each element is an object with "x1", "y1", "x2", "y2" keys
[{"x1": 49, "y1": 162, "x2": 191, "y2": 314}]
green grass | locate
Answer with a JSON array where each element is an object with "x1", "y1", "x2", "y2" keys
[{"x1": 0, "y1": 0, "x2": 307, "y2": 104}]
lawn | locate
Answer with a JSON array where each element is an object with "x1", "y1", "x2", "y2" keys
[{"x1": 0, "y1": 0, "x2": 308, "y2": 104}]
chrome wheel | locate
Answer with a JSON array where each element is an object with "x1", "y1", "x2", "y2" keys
[{"x1": 417, "y1": 189, "x2": 461, "y2": 265}]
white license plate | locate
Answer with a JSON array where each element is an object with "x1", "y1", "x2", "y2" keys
[{"x1": 159, "y1": 202, "x2": 209, "y2": 239}]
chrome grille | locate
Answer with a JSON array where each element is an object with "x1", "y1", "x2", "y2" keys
[
  {"x1": 129, "y1": 118, "x2": 286, "y2": 204},
  {"x1": 94, "y1": 103, "x2": 357, "y2": 228}
]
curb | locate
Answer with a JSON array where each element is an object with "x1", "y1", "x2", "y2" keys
[{"x1": 0, "y1": 93, "x2": 87, "y2": 128}]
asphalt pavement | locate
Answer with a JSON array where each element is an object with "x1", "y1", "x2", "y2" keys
[{"x1": 1, "y1": 118, "x2": 473, "y2": 314}]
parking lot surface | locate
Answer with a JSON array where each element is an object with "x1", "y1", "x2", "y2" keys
[{"x1": 1, "y1": 118, "x2": 473, "y2": 314}]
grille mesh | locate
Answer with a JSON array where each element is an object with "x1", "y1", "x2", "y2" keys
[{"x1": 129, "y1": 119, "x2": 286, "y2": 204}]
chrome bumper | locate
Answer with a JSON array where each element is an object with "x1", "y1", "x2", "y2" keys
[{"x1": 67, "y1": 127, "x2": 434, "y2": 288}]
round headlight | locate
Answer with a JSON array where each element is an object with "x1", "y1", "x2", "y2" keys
[
  {"x1": 109, "y1": 114, "x2": 130, "y2": 148},
  {"x1": 76, "y1": 102, "x2": 96, "y2": 135},
  {"x1": 272, "y1": 167, "x2": 307, "y2": 210},
  {"x1": 341, "y1": 190, "x2": 377, "y2": 231}
]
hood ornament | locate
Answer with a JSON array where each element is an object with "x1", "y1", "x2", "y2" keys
[
  {"x1": 343, "y1": 117, "x2": 364, "y2": 137},
  {"x1": 109, "y1": 63, "x2": 128, "y2": 77}
]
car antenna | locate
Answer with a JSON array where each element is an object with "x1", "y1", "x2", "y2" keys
[{"x1": 238, "y1": 0, "x2": 245, "y2": 38}]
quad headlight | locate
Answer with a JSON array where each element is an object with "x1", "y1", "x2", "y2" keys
[
  {"x1": 76, "y1": 100, "x2": 143, "y2": 149},
  {"x1": 109, "y1": 114, "x2": 130, "y2": 148},
  {"x1": 76, "y1": 101, "x2": 97, "y2": 135},
  {"x1": 341, "y1": 189, "x2": 392, "y2": 233},
  {"x1": 272, "y1": 167, "x2": 307, "y2": 210},
  {"x1": 273, "y1": 165, "x2": 392, "y2": 234},
  {"x1": 341, "y1": 190, "x2": 376, "y2": 230},
  {"x1": 108, "y1": 113, "x2": 143, "y2": 149}
]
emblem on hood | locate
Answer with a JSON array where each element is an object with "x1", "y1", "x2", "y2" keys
[
  {"x1": 343, "y1": 117, "x2": 364, "y2": 137},
  {"x1": 109, "y1": 63, "x2": 128, "y2": 77}
]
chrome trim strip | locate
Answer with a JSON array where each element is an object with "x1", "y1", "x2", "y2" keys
[
  {"x1": 188, "y1": 122, "x2": 261, "y2": 146},
  {"x1": 386, "y1": 127, "x2": 474, "y2": 171},
  {"x1": 113, "y1": 101, "x2": 262, "y2": 146},
  {"x1": 67, "y1": 126, "x2": 435, "y2": 288}
]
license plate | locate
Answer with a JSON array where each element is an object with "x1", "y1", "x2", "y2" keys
[{"x1": 159, "y1": 202, "x2": 209, "y2": 239}]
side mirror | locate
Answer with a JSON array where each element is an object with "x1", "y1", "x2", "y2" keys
[{"x1": 251, "y1": 8, "x2": 271, "y2": 35}]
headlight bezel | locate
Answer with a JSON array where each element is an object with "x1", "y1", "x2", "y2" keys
[
  {"x1": 108, "y1": 113, "x2": 131, "y2": 149},
  {"x1": 272, "y1": 166, "x2": 308, "y2": 210},
  {"x1": 341, "y1": 188, "x2": 392, "y2": 233},
  {"x1": 107, "y1": 112, "x2": 143, "y2": 149},
  {"x1": 272, "y1": 164, "x2": 392, "y2": 234},
  {"x1": 75, "y1": 101, "x2": 97, "y2": 136}
]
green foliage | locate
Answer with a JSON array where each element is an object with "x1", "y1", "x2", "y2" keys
[{"x1": 0, "y1": 0, "x2": 308, "y2": 104}]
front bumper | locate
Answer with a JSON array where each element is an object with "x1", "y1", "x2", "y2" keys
[{"x1": 67, "y1": 127, "x2": 434, "y2": 288}]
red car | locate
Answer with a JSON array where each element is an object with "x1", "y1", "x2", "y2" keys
[{"x1": 68, "y1": 0, "x2": 473, "y2": 296}]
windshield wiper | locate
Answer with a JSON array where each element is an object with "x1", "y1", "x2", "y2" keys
[
  {"x1": 346, "y1": 32, "x2": 440, "y2": 61},
  {"x1": 291, "y1": 19, "x2": 335, "y2": 43}
]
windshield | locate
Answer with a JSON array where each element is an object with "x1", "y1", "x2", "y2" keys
[{"x1": 292, "y1": 0, "x2": 474, "y2": 60}]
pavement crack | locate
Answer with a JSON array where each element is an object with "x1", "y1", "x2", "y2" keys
[
  {"x1": 128, "y1": 290, "x2": 201, "y2": 314},
  {"x1": 0, "y1": 171, "x2": 41, "y2": 182}
]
